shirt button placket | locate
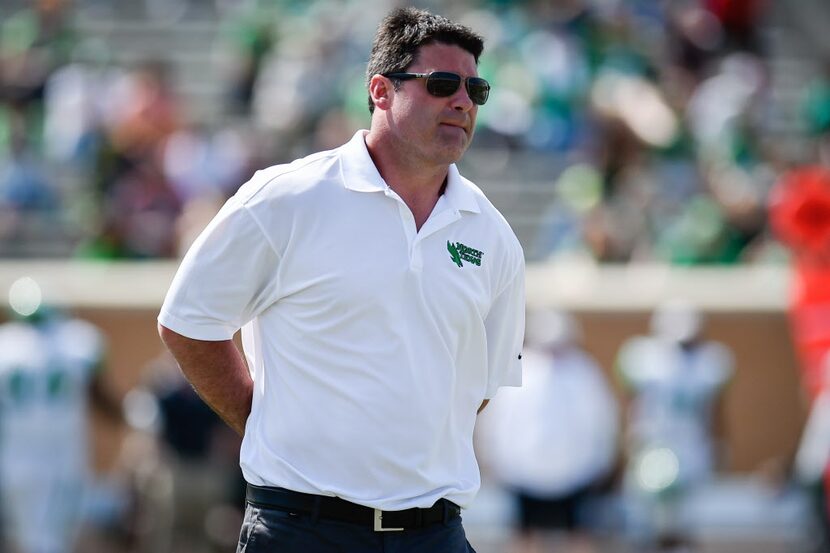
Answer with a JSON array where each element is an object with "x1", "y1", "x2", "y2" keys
[{"x1": 410, "y1": 240, "x2": 423, "y2": 271}]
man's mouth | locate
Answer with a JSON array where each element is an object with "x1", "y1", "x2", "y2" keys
[{"x1": 440, "y1": 122, "x2": 467, "y2": 132}]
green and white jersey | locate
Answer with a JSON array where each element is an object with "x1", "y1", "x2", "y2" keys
[{"x1": 0, "y1": 316, "x2": 104, "y2": 476}]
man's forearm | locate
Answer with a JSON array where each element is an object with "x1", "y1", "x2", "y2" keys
[{"x1": 158, "y1": 324, "x2": 253, "y2": 435}]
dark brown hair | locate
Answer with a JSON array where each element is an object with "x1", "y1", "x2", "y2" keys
[{"x1": 365, "y1": 7, "x2": 484, "y2": 113}]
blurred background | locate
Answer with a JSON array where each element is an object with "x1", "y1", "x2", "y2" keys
[{"x1": 0, "y1": 0, "x2": 829, "y2": 551}]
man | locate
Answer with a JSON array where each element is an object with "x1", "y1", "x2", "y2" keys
[
  {"x1": 616, "y1": 299, "x2": 732, "y2": 550},
  {"x1": 158, "y1": 7, "x2": 525, "y2": 552},
  {"x1": 481, "y1": 309, "x2": 618, "y2": 553},
  {"x1": 0, "y1": 277, "x2": 117, "y2": 553}
]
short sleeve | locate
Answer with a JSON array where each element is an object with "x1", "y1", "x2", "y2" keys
[
  {"x1": 158, "y1": 196, "x2": 281, "y2": 341},
  {"x1": 483, "y1": 259, "x2": 525, "y2": 398}
]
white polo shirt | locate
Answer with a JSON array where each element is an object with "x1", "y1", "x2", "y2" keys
[{"x1": 159, "y1": 130, "x2": 525, "y2": 510}]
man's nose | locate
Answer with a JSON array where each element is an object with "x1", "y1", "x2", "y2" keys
[{"x1": 450, "y1": 83, "x2": 474, "y2": 112}]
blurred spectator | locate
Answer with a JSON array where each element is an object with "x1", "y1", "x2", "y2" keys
[
  {"x1": 0, "y1": 0, "x2": 75, "y2": 147},
  {"x1": 795, "y1": 352, "x2": 830, "y2": 553},
  {"x1": 78, "y1": 157, "x2": 182, "y2": 259},
  {"x1": 768, "y1": 165, "x2": 830, "y2": 397},
  {"x1": 770, "y1": 165, "x2": 830, "y2": 553},
  {"x1": 119, "y1": 350, "x2": 243, "y2": 553},
  {"x1": 703, "y1": 0, "x2": 767, "y2": 56},
  {"x1": 653, "y1": 195, "x2": 742, "y2": 264},
  {"x1": 664, "y1": 0, "x2": 725, "y2": 81},
  {"x1": 42, "y1": 45, "x2": 122, "y2": 169},
  {"x1": 0, "y1": 276, "x2": 120, "y2": 553},
  {"x1": 0, "y1": 113, "x2": 60, "y2": 251},
  {"x1": 616, "y1": 299, "x2": 733, "y2": 551},
  {"x1": 248, "y1": 3, "x2": 365, "y2": 159},
  {"x1": 103, "y1": 60, "x2": 180, "y2": 160},
  {"x1": 94, "y1": 60, "x2": 181, "y2": 197},
  {"x1": 219, "y1": 3, "x2": 276, "y2": 116},
  {"x1": 162, "y1": 123, "x2": 254, "y2": 203},
  {"x1": 532, "y1": 162, "x2": 604, "y2": 260},
  {"x1": 479, "y1": 308, "x2": 619, "y2": 553},
  {"x1": 801, "y1": 62, "x2": 830, "y2": 165}
]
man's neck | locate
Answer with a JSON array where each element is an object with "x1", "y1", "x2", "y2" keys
[{"x1": 364, "y1": 130, "x2": 449, "y2": 230}]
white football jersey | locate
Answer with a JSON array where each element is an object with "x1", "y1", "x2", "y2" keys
[{"x1": 0, "y1": 316, "x2": 104, "y2": 475}]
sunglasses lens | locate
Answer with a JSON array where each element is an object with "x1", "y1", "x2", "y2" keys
[
  {"x1": 422, "y1": 72, "x2": 490, "y2": 105},
  {"x1": 467, "y1": 77, "x2": 490, "y2": 105},
  {"x1": 426, "y1": 73, "x2": 462, "y2": 97}
]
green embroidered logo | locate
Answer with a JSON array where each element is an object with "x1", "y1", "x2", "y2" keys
[{"x1": 447, "y1": 241, "x2": 483, "y2": 267}]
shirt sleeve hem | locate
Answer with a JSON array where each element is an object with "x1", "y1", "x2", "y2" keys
[
  {"x1": 484, "y1": 361, "x2": 523, "y2": 399},
  {"x1": 157, "y1": 310, "x2": 237, "y2": 341}
]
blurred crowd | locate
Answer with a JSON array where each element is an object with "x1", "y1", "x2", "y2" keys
[{"x1": 0, "y1": 0, "x2": 828, "y2": 262}]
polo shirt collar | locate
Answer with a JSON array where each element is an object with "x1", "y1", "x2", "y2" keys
[
  {"x1": 340, "y1": 130, "x2": 388, "y2": 193},
  {"x1": 444, "y1": 164, "x2": 481, "y2": 214},
  {"x1": 340, "y1": 130, "x2": 481, "y2": 214}
]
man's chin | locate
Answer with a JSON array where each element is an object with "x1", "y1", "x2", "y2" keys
[
  {"x1": 436, "y1": 134, "x2": 471, "y2": 163},
  {"x1": 435, "y1": 148, "x2": 466, "y2": 165}
]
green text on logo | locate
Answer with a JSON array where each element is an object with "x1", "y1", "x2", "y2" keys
[{"x1": 447, "y1": 241, "x2": 483, "y2": 267}]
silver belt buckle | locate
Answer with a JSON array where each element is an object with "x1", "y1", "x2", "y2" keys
[{"x1": 373, "y1": 508, "x2": 404, "y2": 532}]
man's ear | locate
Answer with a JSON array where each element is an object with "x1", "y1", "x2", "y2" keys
[{"x1": 369, "y1": 74, "x2": 393, "y2": 111}]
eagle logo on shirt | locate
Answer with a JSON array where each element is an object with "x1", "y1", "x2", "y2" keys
[
  {"x1": 447, "y1": 241, "x2": 483, "y2": 268},
  {"x1": 447, "y1": 241, "x2": 463, "y2": 267}
]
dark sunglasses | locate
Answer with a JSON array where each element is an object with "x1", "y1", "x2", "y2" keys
[{"x1": 384, "y1": 71, "x2": 490, "y2": 106}]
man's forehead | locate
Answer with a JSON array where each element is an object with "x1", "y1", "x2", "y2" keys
[{"x1": 411, "y1": 42, "x2": 478, "y2": 72}]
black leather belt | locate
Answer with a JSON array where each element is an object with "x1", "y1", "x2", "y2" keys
[{"x1": 245, "y1": 484, "x2": 461, "y2": 532}]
